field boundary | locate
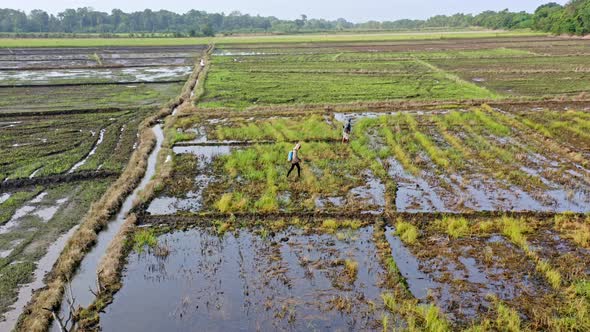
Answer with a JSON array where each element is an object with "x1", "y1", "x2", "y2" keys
[
  {"x1": 181, "y1": 99, "x2": 590, "y2": 120},
  {"x1": 137, "y1": 211, "x2": 572, "y2": 226},
  {"x1": 0, "y1": 107, "x2": 149, "y2": 118},
  {"x1": 0, "y1": 171, "x2": 119, "y2": 190}
]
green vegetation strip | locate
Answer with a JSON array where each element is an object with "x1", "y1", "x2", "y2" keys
[{"x1": 0, "y1": 31, "x2": 548, "y2": 48}]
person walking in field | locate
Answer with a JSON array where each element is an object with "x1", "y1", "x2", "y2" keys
[
  {"x1": 200, "y1": 58, "x2": 205, "y2": 68},
  {"x1": 342, "y1": 118, "x2": 352, "y2": 144},
  {"x1": 287, "y1": 143, "x2": 302, "y2": 178}
]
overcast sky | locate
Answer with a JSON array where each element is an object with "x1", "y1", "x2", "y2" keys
[{"x1": 7, "y1": 0, "x2": 570, "y2": 23}]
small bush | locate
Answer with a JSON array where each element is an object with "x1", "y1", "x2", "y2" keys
[
  {"x1": 495, "y1": 302, "x2": 521, "y2": 332},
  {"x1": 215, "y1": 193, "x2": 233, "y2": 213},
  {"x1": 500, "y1": 217, "x2": 529, "y2": 248}
]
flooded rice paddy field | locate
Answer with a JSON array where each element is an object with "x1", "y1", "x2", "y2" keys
[
  {"x1": 147, "y1": 106, "x2": 590, "y2": 216},
  {"x1": 101, "y1": 214, "x2": 590, "y2": 330},
  {"x1": 0, "y1": 66, "x2": 192, "y2": 86},
  {"x1": 0, "y1": 109, "x2": 151, "y2": 180},
  {"x1": 0, "y1": 46, "x2": 201, "y2": 69},
  {"x1": 0, "y1": 48, "x2": 198, "y2": 86},
  {"x1": 4, "y1": 37, "x2": 590, "y2": 331},
  {"x1": 0, "y1": 45, "x2": 204, "y2": 113},
  {"x1": 0, "y1": 180, "x2": 113, "y2": 326},
  {"x1": 0, "y1": 45, "x2": 202, "y2": 329}
]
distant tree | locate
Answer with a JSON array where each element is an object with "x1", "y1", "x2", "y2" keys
[
  {"x1": 200, "y1": 23, "x2": 214, "y2": 36},
  {"x1": 1, "y1": 2, "x2": 589, "y2": 36}
]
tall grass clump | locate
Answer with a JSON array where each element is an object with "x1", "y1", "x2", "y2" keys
[
  {"x1": 133, "y1": 229, "x2": 157, "y2": 253},
  {"x1": 321, "y1": 219, "x2": 362, "y2": 232},
  {"x1": 440, "y1": 216, "x2": 469, "y2": 238},
  {"x1": 254, "y1": 191, "x2": 279, "y2": 213},
  {"x1": 344, "y1": 259, "x2": 358, "y2": 282},
  {"x1": 215, "y1": 193, "x2": 233, "y2": 213},
  {"x1": 554, "y1": 214, "x2": 590, "y2": 248},
  {"x1": 381, "y1": 292, "x2": 451, "y2": 332},
  {"x1": 381, "y1": 125, "x2": 419, "y2": 176},
  {"x1": 395, "y1": 220, "x2": 419, "y2": 245},
  {"x1": 495, "y1": 302, "x2": 522, "y2": 332},
  {"x1": 537, "y1": 260, "x2": 562, "y2": 289},
  {"x1": 500, "y1": 216, "x2": 529, "y2": 248},
  {"x1": 403, "y1": 112, "x2": 443, "y2": 164}
]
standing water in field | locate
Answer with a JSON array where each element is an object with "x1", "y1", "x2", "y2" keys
[
  {"x1": 68, "y1": 128, "x2": 106, "y2": 174},
  {"x1": 147, "y1": 145, "x2": 234, "y2": 215},
  {"x1": 51, "y1": 125, "x2": 164, "y2": 331},
  {"x1": 0, "y1": 226, "x2": 79, "y2": 331},
  {"x1": 101, "y1": 226, "x2": 389, "y2": 331}
]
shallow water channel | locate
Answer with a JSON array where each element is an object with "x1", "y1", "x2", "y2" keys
[{"x1": 50, "y1": 125, "x2": 164, "y2": 331}]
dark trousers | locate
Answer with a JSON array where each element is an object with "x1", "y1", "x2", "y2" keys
[{"x1": 287, "y1": 163, "x2": 300, "y2": 177}]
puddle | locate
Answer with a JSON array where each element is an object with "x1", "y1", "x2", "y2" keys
[
  {"x1": 349, "y1": 171, "x2": 385, "y2": 214},
  {"x1": 452, "y1": 175, "x2": 495, "y2": 211},
  {"x1": 501, "y1": 186, "x2": 544, "y2": 211},
  {"x1": 33, "y1": 201, "x2": 66, "y2": 223},
  {"x1": 29, "y1": 168, "x2": 42, "y2": 179},
  {"x1": 0, "y1": 193, "x2": 11, "y2": 204},
  {"x1": 53, "y1": 125, "x2": 165, "y2": 329},
  {"x1": 519, "y1": 162, "x2": 590, "y2": 213},
  {"x1": 387, "y1": 158, "x2": 448, "y2": 212},
  {"x1": 0, "y1": 225, "x2": 79, "y2": 331},
  {"x1": 128, "y1": 66, "x2": 191, "y2": 81},
  {"x1": 0, "y1": 193, "x2": 68, "y2": 233},
  {"x1": 68, "y1": 128, "x2": 106, "y2": 174},
  {"x1": 183, "y1": 126, "x2": 208, "y2": 144},
  {"x1": 30, "y1": 192, "x2": 47, "y2": 204},
  {"x1": 0, "y1": 206, "x2": 35, "y2": 234},
  {"x1": 101, "y1": 226, "x2": 388, "y2": 331},
  {"x1": 433, "y1": 234, "x2": 555, "y2": 322},
  {"x1": 386, "y1": 228, "x2": 557, "y2": 324},
  {"x1": 529, "y1": 229, "x2": 590, "y2": 278},
  {"x1": 0, "y1": 239, "x2": 23, "y2": 259},
  {"x1": 384, "y1": 227, "x2": 440, "y2": 299},
  {"x1": 314, "y1": 196, "x2": 345, "y2": 210}
]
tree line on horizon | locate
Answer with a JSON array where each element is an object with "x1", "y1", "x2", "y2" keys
[{"x1": 0, "y1": 1, "x2": 588, "y2": 37}]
